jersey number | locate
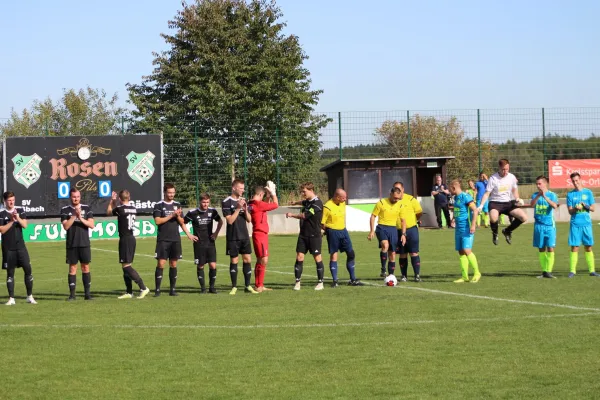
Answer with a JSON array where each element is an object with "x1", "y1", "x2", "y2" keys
[{"x1": 127, "y1": 214, "x2": 136, "y2": 231}]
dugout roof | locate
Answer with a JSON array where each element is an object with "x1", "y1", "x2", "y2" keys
[{"x1": 320, "y1": 156, "x2": 455, "y2": 203}]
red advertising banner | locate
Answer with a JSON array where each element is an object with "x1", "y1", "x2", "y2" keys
[{"x1": 548, "y1": 159, "x2": 600, "y2": 188}]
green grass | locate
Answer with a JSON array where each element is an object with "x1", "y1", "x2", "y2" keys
[{"x1": 2, "y1": 223, "x2": 600, "y2": 399}]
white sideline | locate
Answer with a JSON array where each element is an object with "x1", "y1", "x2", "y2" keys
[
  {"x1": 1, "y1": 312, "x2": 599, "y2": 330},
  {"x1": 89, "y1": 247, "x2": 600, "y2": 313}
]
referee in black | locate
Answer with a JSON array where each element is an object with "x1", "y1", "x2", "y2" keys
[
  {"x1": 61, "y1": 188, "x2": 95, "y2": 301},
  {"x1": 107, "y1": 190, "x2": 150, "y2": 299},
  {"x1": 0, "y1": 191, "x2": 35, "y2": 305}
]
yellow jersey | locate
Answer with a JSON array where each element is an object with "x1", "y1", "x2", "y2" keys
[
  {"x1": 372, "y1": 198, "x2": 405, "y2": 226},
  {"x1": 322, "y1": 199, "x2": 346, "y2": 230},
  {"x1": 397, "y1": 194, "x2": 422, "y2": 229}
]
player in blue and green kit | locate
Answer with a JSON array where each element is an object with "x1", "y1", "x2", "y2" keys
[
  {"x1": 566, "y1": 172, "x2": 599, "y2": 278},
  {"x1": 448, "y1": 180, "x2": 481, "y2": 283},
  {"x1": 475, "y1": 172, "x2": 489, "y2": 228},
  {"x1": 527, "y1": 176, "x2": 558, "y2": 278}
]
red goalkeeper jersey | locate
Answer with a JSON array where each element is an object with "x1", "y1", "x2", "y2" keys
[{"x1": 248, "y1": 200, "x2": 278, "y2": 234}]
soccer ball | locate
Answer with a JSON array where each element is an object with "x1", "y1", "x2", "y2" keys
[
  {"x1": 25, "y1": 170, "x2": 39, "y2": 182},
  {"x1": 384, "y1": 274, "x2": 397, "y2": 287},
  {"x1": 138, "y1": 166, "x2": 151, "y2": 179}
]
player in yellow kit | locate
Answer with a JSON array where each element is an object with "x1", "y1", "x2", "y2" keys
[
  {"x1": 368, "y1": 187, "x2": 407, "y2": 278},
  {"x1": 321, "y1": 189, "x2": 363, "y2": 287},
  {"x1": 393, "y1": 182, "x2": 423, "y2": 282}
]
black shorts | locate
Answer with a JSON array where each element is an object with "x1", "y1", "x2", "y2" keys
[
  {"x1": 66, "y1": 247, "x2": 91, "y2": 265},
  {"x1": 119, "y1": 236, "x2": 136, "y2": 264},
  {"x1": 296, "y1": 235, "x2": 322, "y2": 256},
  {"x1": 2, "y1": 248, "x2": 31, "y2": 269},
  {"x1": 194, "y1": 244, "x2": 217, "y2": 265},
  {"x1": 155, "y1": 241, "x2": 182, "y2": 260},
  {"x1": 226, "y1": 240, "x2": 252, "y2": 258},
  {"x1": 396, "y1": 226, "x2": 420, "y2": 255},
  {"x1": 489, "y1": 201, "x2": 517, "y2": 216}
]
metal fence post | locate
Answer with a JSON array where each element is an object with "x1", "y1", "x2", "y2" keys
[
  {"x1": 121, "y1": 116, "x2": 125, "y2": 135},
  {"x1": 338, "y1": 112, "x2": 343, "y2": 160},
  {"x1": 407, "y1": 110, "x2": 411, "y2": 158},
  {"x1": 194, "y1": 121, "x2": 199, "y2": 206},
  {"x1": 276, "y1": 127, "x2": 280, "y2": 190},
  {"x1": 243, "y1": 130, "x2": 248, "y2": 184},
  {"x1": 542, "y1": 108, "x2": 547, "y2": 176},
  {"x1": 477, "y1": 109, "x2": 481, "y2": 173}
]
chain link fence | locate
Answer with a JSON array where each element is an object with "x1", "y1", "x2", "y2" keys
[{"x1": 2, "y1": 107, "x2": 600, "y2": 205}]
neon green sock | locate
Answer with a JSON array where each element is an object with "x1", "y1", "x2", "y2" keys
[
  {"x1": 585, "y1": 251, "x2": 595, "y2": 273},
  {"x1": 467, "y1": 253, "x2": 479, "y2": 274},
  {"x1": 538, "y1": 252, "x2": 547, "y2": 272},
  {"x1": 476, "y1": 214, "x2": 481, "y2": 227},
  {"x1": 486, "y1": 214, "x2": 490, "y2": 226},
  {"x1": 569, "y1": 252, "x2": 578, "y2": 274},
  {"x1": 459, "y1": 255, "x2": 469, "y2": 280},
  {"x1": 546, "y1": 252, "x2": 555, "y2": 273}
]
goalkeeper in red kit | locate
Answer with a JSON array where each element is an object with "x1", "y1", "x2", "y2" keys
[{"x1": 248, "y1": 181, "x2": 279, "y2": 292}]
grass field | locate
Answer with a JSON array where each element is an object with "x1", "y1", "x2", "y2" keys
[{"x1": 2, "y1": 223, "x2": 600, "y2": 399}]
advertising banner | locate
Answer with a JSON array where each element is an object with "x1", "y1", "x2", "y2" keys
[
  {"x1": 19, "y1": 219, "x2": 191, "y2": 243},
  {"x1": 3, "y1": 135, "x2": 162, "y2": 217},
  {"x1": 548, "y1": 159, "x2": 600, "y2": 188}
]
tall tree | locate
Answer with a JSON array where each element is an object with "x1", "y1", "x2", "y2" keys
[
  {"x1": 1, "y1": 87, "x2": 126, "y2": 137},
  {"x1": 127, "y1": 0, "x2": 329, "y2": 203},
  {"x1": 375, "y1": 115, "x2": 496, "y2": 181}
]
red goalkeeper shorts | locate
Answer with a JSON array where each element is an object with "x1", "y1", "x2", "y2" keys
[{"x1": 252, "y1": 232, "x2": 269, "y2": 258}]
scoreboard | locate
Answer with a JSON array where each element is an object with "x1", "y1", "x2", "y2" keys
[{"x1": 3, "y1": 135, "x2": 163, "y2": 217}]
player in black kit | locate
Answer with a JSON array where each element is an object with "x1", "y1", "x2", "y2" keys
[
  {"x1": 61, "y1": 188, "x2": 95, "y2": 301},
  {"x1": 153, "y1": 183, "x2": 198, "y2": 297},
  {"x1": 184, "y1": 193, "x2": 223, "y2": 294},
  {"x1": 0, "y1": 191, "x2": 36, "y2": 305},
  {"x1": 222, "y1": 179, "x2": 258, "y2": 295},
  {"x1": 107, "y1": 190, "x2": 150, "y2": 299},
  {"x1": 285, "y1": 182, "x2": 325, "y2": 291}
]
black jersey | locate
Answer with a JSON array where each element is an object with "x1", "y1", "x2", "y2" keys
[
  {"x1": 0, "y1": 207, "x2": 27, "y2": 251},
  {"x1": 299, "y1": 197, "x2": 324, "y2": 238},
  {"x1": 112, "y1": 203, "x2": 137, "y2": 237},
  {"x1": 61, "y1": 204, "x2": 93, "y2": 248},
  {"x1": 221, "y1": 197, "x2": 249, "y2": 241},
  {"x1": 153, "y1": 200, "x2": 182, "y2": 242},
  {"x1": 184, "y1": 207, "x2": 221, "y2": 244}
]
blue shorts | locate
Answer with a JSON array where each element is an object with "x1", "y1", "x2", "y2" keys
[
  {"x1": 569, "y1": 224, "x2": 594, "y2": 247},
  {"x1": 455, "y1": 229, "x2": 474, "y2": 251},
  {"x1": 396, "y1": 226, "x2": 419, "y2": 254},
  {"x1": 326, "y1": 228, "x2": 353, "y2": 254},
  {"x1": 533, "y1": 224, "x2": 556, "y2": 248},
  {"x1": 476, "y1": 199, "x2": 489, "y2": 213},
  {"x1": 376, "y1": 225, "x2": 398, "y2": 250}
]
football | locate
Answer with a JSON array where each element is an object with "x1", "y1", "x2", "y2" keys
[
  {"x1": 384, "y1": 274, "x2": 397, "y2": 286},
  {"x1": 138, "y1": 166, "x2": 151, "y2": 179},
  {"x1": 26, "y1": 170, "x2": 39, "y2": 182}
]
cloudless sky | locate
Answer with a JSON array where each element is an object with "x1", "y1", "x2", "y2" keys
[{"x1": 1, "y1": 0, "x2": 599, "y2": 117}]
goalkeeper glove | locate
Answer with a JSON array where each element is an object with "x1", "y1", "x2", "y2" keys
[
  {"x1": 581, "y1": 202, "x2": 591, "y2": 212},
  {"x1": 265, "y1": 180, "x2": 277, "y2": 197}
]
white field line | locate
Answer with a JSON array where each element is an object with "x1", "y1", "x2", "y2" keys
[
  {"x1": 0, "y1": 312, "x2": 598, "y2": 330},
  {"x1": 87, "y1": 247, "x2": 600, "y2": 313}
]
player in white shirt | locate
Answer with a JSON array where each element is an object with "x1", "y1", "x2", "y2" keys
[{"x1": 477, "y1": 159, "x2": 528, "y2": 245}]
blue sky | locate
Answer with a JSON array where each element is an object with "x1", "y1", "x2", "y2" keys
[{"x1": 1, "y1": 0, "x2": 599, "y2": 117}]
